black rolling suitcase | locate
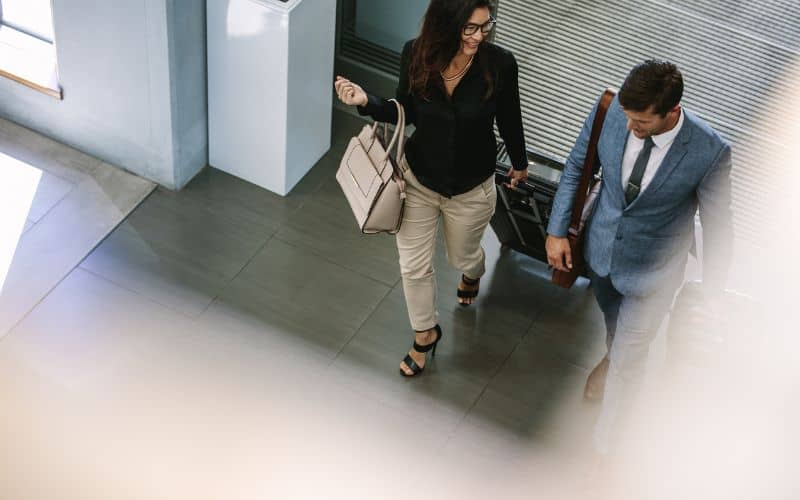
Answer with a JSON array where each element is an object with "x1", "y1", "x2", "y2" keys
[{"x1": 490, "y1": 143, "x2": 566, "y2": 263}]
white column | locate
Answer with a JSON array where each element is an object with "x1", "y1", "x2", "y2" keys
[{"x1": 207, "y1": 0, "x2": 335, "y2": 195}]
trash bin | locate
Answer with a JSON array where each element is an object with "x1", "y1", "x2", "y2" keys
[{"x1": 207, "y1": 0, "x2": 336, "y2": 195}]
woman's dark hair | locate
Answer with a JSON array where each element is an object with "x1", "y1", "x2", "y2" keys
[
  {"x1": 408, "y1": 0, "x2": 495, "y2": 100},
  {"x1": 618, "y1": 60, "x2": 684, "y2": 116}
]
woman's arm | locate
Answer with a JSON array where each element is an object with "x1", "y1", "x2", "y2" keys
[{"x1": 495, "y1": 50, "x2": 527, "y2": 171}]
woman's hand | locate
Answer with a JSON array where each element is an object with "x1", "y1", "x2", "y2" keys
[{"x1": 334, "y1": 76, "x2": 368, "y2": 107}]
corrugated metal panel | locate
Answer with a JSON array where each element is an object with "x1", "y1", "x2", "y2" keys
[
  {"x1": 339, "y1": 26, "x2": 401, "y2": 77},
  {"x1": 662, "y1": 0, "x2": 800, "y2": 52},
  {"x1": 494, "y1": 0, "x2": 799, "y2": 242}
]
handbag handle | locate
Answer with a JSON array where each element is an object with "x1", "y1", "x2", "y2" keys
[
  {"x1": 370, "y1": 99, "x2": 405, "y2": 169},
  {"x1": 567, "y1": 88, "x2": 616, "y2": 236},
  {"x1": 392, "y1": 100, "x2": 406, "y2": 165}
]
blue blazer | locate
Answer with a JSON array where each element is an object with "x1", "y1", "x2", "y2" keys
[{"x1": 547, "y1": 96, "x2": 732, "y2": 297}]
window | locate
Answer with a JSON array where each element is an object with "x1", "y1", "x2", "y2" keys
[
  {"x1": 0, "y1": 0, "x2": 61, "y2": 99},
  {"x1": 1, "y1": 0, "x2": 55, "y2": 42}
]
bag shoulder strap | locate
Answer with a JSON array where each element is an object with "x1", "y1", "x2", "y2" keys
[
  {"x1": 568, "y1": 88, "x2": 616, "y2": 235},
  {"x1": 388, "y1": 99, "x2": 405, "y2": 166}
]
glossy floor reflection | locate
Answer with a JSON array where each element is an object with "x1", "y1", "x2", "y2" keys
[{"x1": 1, "y1": 111, "x2": 612, "y2": 499}]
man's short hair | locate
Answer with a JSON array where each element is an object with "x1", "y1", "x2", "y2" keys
[{"x1": 618, "y1": 60, "x2": 684, "y2": 116}]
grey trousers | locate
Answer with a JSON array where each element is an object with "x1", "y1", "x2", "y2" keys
[
  {"x1": 588, "y1": 269, "x2": 677, "y2": 454},
  {"x1": 395, "y1": 165, "x2": 497, "y2": 332}
]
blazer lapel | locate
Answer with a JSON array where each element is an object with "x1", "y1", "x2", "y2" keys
[
  {"x1": 635, "y1": 120, "x2": 694, "y2": 203},
  {"x1": 602, "y1": 118, "x2": 629, "y2": 206}
]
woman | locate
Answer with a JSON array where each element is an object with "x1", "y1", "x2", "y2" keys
[{"x1": 334, "y1": 0, "x2": 528, "y2": 377}]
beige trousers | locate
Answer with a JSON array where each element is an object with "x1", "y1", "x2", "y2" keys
[{"x1": 397, "y1": 164, "x2": 497, "y2": 331}]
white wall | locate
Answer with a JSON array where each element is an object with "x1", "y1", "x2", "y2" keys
[
  {"x1": 0, "y1": 0, "x2": 207, "y2": 190},
  {"x1": 167, "y1": 0, "x2": 209, "y2": 188}
]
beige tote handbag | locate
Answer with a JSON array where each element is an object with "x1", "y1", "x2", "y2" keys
[{"x1": 336, "y1": 99, "x2": 407, "y2": 234}]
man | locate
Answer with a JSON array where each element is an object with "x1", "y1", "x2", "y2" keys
[{"x1": 546, "y1": 60, "x2": 732, "y2": 454}]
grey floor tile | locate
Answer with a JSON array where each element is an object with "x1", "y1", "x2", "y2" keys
[
  {"x1": 464, "y1": 337, "x2": 597, "y2": 447},
  {"x1": 325, "y1": 276, "x2": 532, "y2": 434},
  {"x1": 283, "y1": 145, "x2": 343, "y2": 200},
  {"x1": 165, "y1": 166, "x2": 302, "y2": 235},
  {"x1": 1, "y1": 264, "x2": 328, "y2": 424},
  {"x1": 319, "y1": 222, "x2": 550, "y2": 426},
  {"x1": 80, "y1": 159, "x2": 156, "y2": 213},
  {"x1": 121, "y1": 191, "x2": 269, "y2": 276},
  {"x1": 0, "y1": 161, "x2": 154, "y2": 338},
  {"x1": 0, "y1": 268, "x2": 200, "y2": 393},
  {"x1": 0, "y1": 118, "x2": 101, "y2": 184},
  {"x1": 46, "y1": 142, "x2": 104, "y2": 178},
  {"x1": 481, "y1": 240, "x2": 593, "y2": 310},
  {"x1": 197, "y1": 299, "x2": 336, "y2": 372},
  {"x1": 80, "y1": 166, "x2": 314, "y2": 314},
  {"x1": 436, "y1": 230, "x2": 552, "y2": 329},
  {"x1": 213, "y1": 237, "x2": 391, "y2": 357},
  {"x1": 80, "y1": 224, "x2": 229, "y2": 317},
  {"x1": 275, "y1": 181, "x2": 402, "y2": 286},
  {"x1": 0, "y1": 269, "x2": 385, "y2": 500},
  {"x1": 329, "y1": 332, "x2": 483, "y2": 433},
  {"x1": 2, "y1": 151, "x2": 73, "y2": 232},
  {"x1": 26, "y1": 169, "x2": 75, "y2": 223},
  {"x1": 346, "y1": 285, "x2": 528, "y2": 382},
  {"x1": 524, "y1": 295, "x2": 608, "y2": 370}
]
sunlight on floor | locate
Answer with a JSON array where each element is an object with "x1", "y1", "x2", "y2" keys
[{"x1": 0, "y1": 153, "x2": 41, "y2": 292}]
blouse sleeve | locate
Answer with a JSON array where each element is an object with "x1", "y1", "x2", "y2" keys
[{"x1": 495, "y1": 51, "x2": 528, "y2": 171}]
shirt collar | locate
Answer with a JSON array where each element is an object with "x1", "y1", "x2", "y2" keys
[{"x1": 651, "y1": 108, "x2": 684, "y2": 149}]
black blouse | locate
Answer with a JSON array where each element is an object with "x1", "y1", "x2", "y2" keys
[{"x1": 358, "y1": 40, "x2": 528, "y2": 197}]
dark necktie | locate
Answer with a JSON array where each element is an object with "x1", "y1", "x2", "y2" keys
[{"x1": 625, "y1": 136, "x2": 655, "y2": 204}]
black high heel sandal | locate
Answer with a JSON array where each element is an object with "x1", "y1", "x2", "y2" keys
[
  {"x1": 400, "y1": 324, "x2": 443, "y2": 377},
  {"x1": 457, "y1": 275, "x2": 480, "y2": 306}
]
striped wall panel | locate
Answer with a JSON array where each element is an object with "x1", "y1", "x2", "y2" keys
[{"x1": 494, "y1": 0, "x2": 799, "y2": 242}]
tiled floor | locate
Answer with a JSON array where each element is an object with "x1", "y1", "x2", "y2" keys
[
  {"x1": 0, "y1": 111, "x2": 737, "y2": 499},
  {"x1": 0, "y1": 118, "x2": 155, "y2": 339}
]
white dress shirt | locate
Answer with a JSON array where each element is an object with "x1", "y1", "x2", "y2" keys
[{"x1": 620, "y1": 109, "x2": 685, "y2": 194}]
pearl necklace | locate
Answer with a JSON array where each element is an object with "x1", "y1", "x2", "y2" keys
[{"x1": 440, "y1": 55, "x2": 474, "y2": 82}]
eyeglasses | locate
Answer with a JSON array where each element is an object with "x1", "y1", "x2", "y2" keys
[{"x1": 463, "y1": 16, "x2": 496, "y2": 36}]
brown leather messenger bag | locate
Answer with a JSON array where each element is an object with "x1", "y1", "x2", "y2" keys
[{"x1": 552, "y1": 88, "x2": 616, "y2": 288}]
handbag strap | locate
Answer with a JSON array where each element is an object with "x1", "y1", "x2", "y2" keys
[
  {"x1": 388, "y1": 100, "x2": 407, "y2": 197},
  {"x1": 386, "y1": 99, "x2": 405, "y2": 166},
  {"x1": 369, "y1": 99, "x2": 405, "y2": 164},
  {"x1": 567, "y1": 88, "x2": 616, "y2": 236},
  {"x1": 367, "y1": 100, "x2": 407, "y2": 196}
]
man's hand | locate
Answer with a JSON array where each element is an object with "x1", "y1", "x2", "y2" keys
[
  {"x1": 546, "y1": 235, "x2": 572, "y2": 271},
  {"x1": 505, "y1": 167, "x2": 528, "y2": 189}
]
